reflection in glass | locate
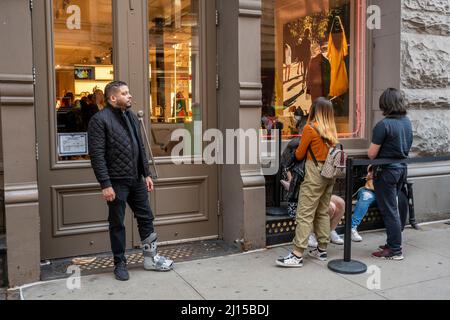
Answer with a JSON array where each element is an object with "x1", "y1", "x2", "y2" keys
[
  {"x1": 262, "y1": 0, "x2": 363, "y2": 140},
  {"x1": 53, "y1": 0, "x2": 113, "y2": 161},
  {"x1": 148, "y1": 0, "x2": 200, "y2": 157}
]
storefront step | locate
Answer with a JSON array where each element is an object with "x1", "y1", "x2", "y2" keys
[{"x1": 40, "y1": 239, "x2": 240, "y2": 282}]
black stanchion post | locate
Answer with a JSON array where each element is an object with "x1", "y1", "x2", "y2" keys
[
  {"x1": 274, "y1": 126, "x2": 282, "y2": 207},
  {"x1": 407, "y1": 181, "x2": 420, "y2": 230},
  {"x1": 343, "y1": 157, "x2": 353, "y2": 262},
  {"x1": 328, "y1": 157, "x2": 367, "y2": 274},
  {"x1": 266, "y1": 127, "x2": 287, "y2": 217}
]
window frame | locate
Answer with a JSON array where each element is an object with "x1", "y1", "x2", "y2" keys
[
  {"x1": 48, "y1": 0, "x2": 117, "y2": 169},
  {"x1": 261, "y1": 0, "x2": 372, "y2": 154}
]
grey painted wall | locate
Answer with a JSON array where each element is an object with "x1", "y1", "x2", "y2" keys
[
  {"x1": 0, "y1": 0, "x2": 40, "y2": 287},
  {"x1": 218, "y1": 0, "x2": 266, "y2": 250}
]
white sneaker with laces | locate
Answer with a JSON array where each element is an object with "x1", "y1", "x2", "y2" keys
[
  {"x1": 330, "y1": 230, "x2": 344, "y2": 245},
  {"x1": 308, "y1": 248, "x2": 328, "y2": 261},
  {"x1": 276, "y1": 252, "x2": 303, "y2": 268},
  {"x1": 308, "y1": 233, "x2": 318, "y2": 248},
  {"x1": 351, "y1": 228, "x2": 363, "y2": 242}
]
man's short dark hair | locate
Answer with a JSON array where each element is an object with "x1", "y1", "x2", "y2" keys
[
  {"x1": 104, "y1": 81, "x2": 128, "y2": 102},
  {"x1": 379, "y1": 88, "x2": 407, "y2": 116}
]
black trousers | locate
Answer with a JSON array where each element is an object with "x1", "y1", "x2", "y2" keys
[
  {"x1": 374, "y1": 167, "x2": 407, "y2": 255},
  {"x1": 107, "y1": 178, "x2": 155, "y2": 265}
]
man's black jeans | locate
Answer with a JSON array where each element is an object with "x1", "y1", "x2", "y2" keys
[
  {"x1": 374, "y1": 167, "x2": 407, "y2": 255},
  {"x1": 107, "y1": 178, "x2": 155, "y2": 265}
]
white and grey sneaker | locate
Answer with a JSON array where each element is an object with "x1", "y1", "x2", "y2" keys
[
  {"x1": 330, "y1": 230, "x2": 344, "y2": 245},
  {"x1": 276, "y1": 252, "x2": 303, "y2": 268},
  {"x1": 308, "y1": 248, "x2": 328, "y2": 261},
  {"x1": 308, "y1": 233, "x2": 318, "y2": 248},
  {"x1": 351, "y1": 228, "x2": 363, "y2": 242}
]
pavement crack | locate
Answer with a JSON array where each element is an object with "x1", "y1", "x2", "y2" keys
[{"x1": 173, "y1": 269, "x2": 206, "y2": 300}]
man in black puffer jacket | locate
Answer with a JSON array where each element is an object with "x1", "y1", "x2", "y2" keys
[{"x1": 88, "y1": 81, "x2": 173, "y2": 281}]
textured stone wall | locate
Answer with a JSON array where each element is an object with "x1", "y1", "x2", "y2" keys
[{"x1": 401, "y1": 0, "x2": 450, "y2": 155}]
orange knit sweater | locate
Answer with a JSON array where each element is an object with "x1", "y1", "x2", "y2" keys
[{"x1": 295, "y1": 124, "x2": 330, "y2": 162}]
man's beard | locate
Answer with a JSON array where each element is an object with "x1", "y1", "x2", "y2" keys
[{"x1": 116, "y1": 102, "x2": 131, "y2": 109}]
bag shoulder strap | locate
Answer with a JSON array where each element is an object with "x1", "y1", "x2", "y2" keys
[
  {"x1": 305, "y1": 123, "x2": 319, "y2": 166},
  {"x1": 308, "y1": 146, "x2": 319, "y2": 167},
  {"x1": 309, "y1": 122, "x2": 332, "y2": 149}
]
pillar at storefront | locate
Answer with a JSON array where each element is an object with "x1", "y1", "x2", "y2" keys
[
  {"x1": 218, "y1": 0, "x2": 266, "y2": 250},
  {"x1": 0, "y1": 0, "x2": 40, "y2": 287}
]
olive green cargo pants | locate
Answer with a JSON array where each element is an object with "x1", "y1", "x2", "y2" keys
[{"x1": 293, "y1": 160, "x2": 334, "y2": 253}]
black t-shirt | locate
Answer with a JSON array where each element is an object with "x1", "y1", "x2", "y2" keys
[{"x1": 372, "y1": 116, "x2": 413, "y2": 166}]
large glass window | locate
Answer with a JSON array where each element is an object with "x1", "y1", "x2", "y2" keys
[
  {"x1": 53, "y1": 0, "x2": 113, "y2": 161},
  {"x1": 148, "y1": 0, "x2": 200, "y2": 157},
  {"x1": 261, "y1": 0, "x2": 366, "y2": 140}
]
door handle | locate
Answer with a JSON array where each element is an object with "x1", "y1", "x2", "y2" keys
[
  {"x1": 129, "y1": 0, "x2": 135, "y2": 11},
  {"x1": 138, "y1": 111, "x2": 159, "y2": 180}
]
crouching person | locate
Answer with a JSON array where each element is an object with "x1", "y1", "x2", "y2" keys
[{"x1": 88, "y1": 81, "x2": 173, "y2": 281}]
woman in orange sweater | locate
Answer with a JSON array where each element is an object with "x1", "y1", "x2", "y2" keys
[{"x1": 277, "y1": 97, "x2": 339, "y2": 267}]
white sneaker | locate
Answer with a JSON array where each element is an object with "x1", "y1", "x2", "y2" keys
[
  {"x1": 351, "y1": 228, "x2": 363, "y2": 242},
  {"x1": 330, "y1": 230, "x2": 344, "y2": 245},
  {"x1": 276, "y1": 252, "x2": 303, "y2": 268},
  {"x1": 308, "y1": 233, "x2": 318, "y2": 248},
  {"x1": 307, "y1": 248, "x2": 328, "y2": 261}
]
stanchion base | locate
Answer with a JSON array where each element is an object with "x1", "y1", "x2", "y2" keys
[{"x1": 328, "y1": 259, "x2": 367, "y2": 275}]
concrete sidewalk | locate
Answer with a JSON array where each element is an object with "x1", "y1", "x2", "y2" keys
[{"x1": 17, "y1": 222, "x2": 450, "y2": 300}]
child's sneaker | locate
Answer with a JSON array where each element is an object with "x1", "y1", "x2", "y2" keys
[
  {"x1": 351, "y1": 228, "x2": 363, "y2": 242},
  {"x1": 308, "y1": 233, "x2": 318, "y2": 248},
  {"x1": 276, "y1": 252, "x2": 303, "y2": 268},
  {"x1": 330, "y1": 230, "x2": 344, "y2": 245},
  {"x1": 308, "y1": 247, "x2": 327, "y2": 261}
]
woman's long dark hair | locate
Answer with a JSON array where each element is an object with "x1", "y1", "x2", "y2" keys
[{"x1": 379, "y1": 88, "x2": 407, "y2": 117}]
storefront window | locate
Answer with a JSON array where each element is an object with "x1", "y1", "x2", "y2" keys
[
  {"x1": 53, "y1": 0, "x2": 113, "y2": 161},
  {"x1": 148, "y1": 0, "x2": 200, "y2": 157},
  {"x1": 261, "y1": 0, "x2": 365, "y2": 140}
]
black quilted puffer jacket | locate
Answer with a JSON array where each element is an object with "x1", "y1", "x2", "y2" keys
[{"x1": 88, "y1": 104, "x2": 150, "y2": 189}]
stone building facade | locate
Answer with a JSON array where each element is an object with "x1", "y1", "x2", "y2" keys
[
  {"x1": 0, "y1": 0, "x2": 449, "y2": 287},
  {"x1": 401, "y1": 0, "x2": 450, "y2": 156},
  {"x1": 370, "y1": 0, "x2": 450, "y2": 223}
]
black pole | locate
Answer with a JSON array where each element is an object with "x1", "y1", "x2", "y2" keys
[
  {"x1": 328, "y1": 157, "x2": 367, "y2": 274},
  {"x1": 344, "y1": 157, "x2": 353, "y2": 262},
  {"x1": 274, "y1": 126, "x2": 282, "y2": 207},
  {"x1": 407, "y1": 181, "x2": 420, "y2": 230}
]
